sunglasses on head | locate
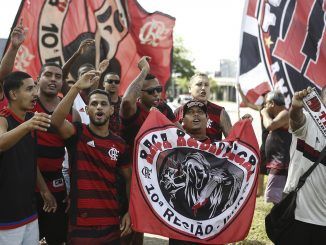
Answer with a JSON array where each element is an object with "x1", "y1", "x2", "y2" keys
[
  {"x1": 142, "y1": 86, "x2": 163, "y2": 95},
  {"x1": 105, "y1": 79, "x2": 120, "y2": 84}
]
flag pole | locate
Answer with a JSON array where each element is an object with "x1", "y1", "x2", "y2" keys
[{"x1": 236, "y1": 0, "x2": 249, "y2": 120}]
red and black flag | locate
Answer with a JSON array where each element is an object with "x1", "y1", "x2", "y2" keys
[
  {"x1": 238, "y1": 0, "x2": 326, "y2": 106},
  {"x1": 6, "y1": 0, "x2": 175, "y2": 95},
  {"x1": 130, "y1": 110, "x2": 260, "y2": 244}
]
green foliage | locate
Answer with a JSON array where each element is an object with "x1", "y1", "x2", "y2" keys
[
  {"x1": 172, "y1": 37, "x2": 196, "y2": 80},
  {"x1": 175, "y1": 77, "x2": 189, "y2": 94}
]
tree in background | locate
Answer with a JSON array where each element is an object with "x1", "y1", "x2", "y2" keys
[{"x1": 166, "y1": 37, "x2": 196, "y2": 99}]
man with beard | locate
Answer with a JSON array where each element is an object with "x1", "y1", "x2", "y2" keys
[
  {"x1": 174, "y1": 73, "x2": 232, "y2": 141},
  {"x1": 51, "y1": 70, "x2": 132, "y2": 244},
  {"x1": 0, "y1": 71, "x2": 51, "y2": 244},
  {"x1": 261, "y1": 91, "x2": 291, "y2": 204},
  {"x1": 120, "y1": 56, "x2": 177, "y2": 244},
  {"x1": 120, "y1": 57, "x2": 177, "y2": 149},
  {"x1": 34, "y1": 63, "x2": 81, "y2": 244},
  {"x1": 103, "y1": 72, "x2": 122, "y2": 134}
]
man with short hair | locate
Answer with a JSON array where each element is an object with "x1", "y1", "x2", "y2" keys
[
  {"x1": 279, "y1": 87, "x2": 326, "y2": 245},
  {"x1": 174, "y1": 73, "x2": 232, "y2": 141},
  {"x1": 261, "y1": 91, "x2": 291, "y2": 204},
  {"x1": 120, "y1": 56, "x2": 177, "y2": 245},
  {"x1": 120, "y1": 57, "x2": 177, "y2": 148},
  {"x1": 51, "y1": 70, "x2": 132, "y2": 244},
  {"x1": 103, "y1": 72, "x2": 122, "y2": 133},
  {"x1": 35, "y1": 62, "x2": 81, "y2": 244},
  {"x1": 0, "y1": 71, "x2": 52, "y2": 244}
]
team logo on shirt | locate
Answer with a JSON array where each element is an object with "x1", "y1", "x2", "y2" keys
[
  {"x1": 108, "y1": 147, "x2": 119, "y2": 161},
  {"x1": 87, "y1": 140, "x2": 95, "y2": 148}
]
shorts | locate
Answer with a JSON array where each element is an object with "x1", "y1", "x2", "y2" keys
[
  {"x1": 36, "y1": 191, "x2": 68, "y2": 244},
  {"x1": 264, "y1": 173, "x2": 287, "y2": 204},
  {"x1": 0, "y1": 219, "x2": 39, "y2": 245},
  {"x1": 68, "y1": 224, "x2": 120, "y2": 245}
]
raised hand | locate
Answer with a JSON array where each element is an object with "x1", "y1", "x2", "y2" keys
[
  {"x1": 25, "y1": 112, "x2": 51, "y2": 132},
  {"x1": 77, "y1": 39, "x2": 95, "y2": 55},
  {"x1": 11, "y1": 19, "x2": 27, "y2": 49},
  {"x1": 137, "y1": 56, "x2": 151, "y2": 72},
  {"x1": 292, "y1": 87, "x2": 312, "y2": 109},
  {"x1": 98, "y1": 59, "x2": 110, "y2": 74},
  {"x1": 75, "y1": 70, "x2": 100, "y2": 90}
]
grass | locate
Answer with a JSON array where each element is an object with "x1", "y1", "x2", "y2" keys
[
  {"x1": 237, "y1": 196, "x2": 273, "y2": 245},
  {"x1": 237, "y1": 175, "x2": 273, "y2": 245}
]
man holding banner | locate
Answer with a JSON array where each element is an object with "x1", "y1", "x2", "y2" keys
[{"x1": 130, "y1": 94, "x2": 260, "y2": 243}]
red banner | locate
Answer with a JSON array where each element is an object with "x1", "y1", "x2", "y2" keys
[
  {"x1": 130, "y1": 110, "x2": 260, "y2": 244},
  {"x1": 238, "y1": 0, "x2": 326, "y2": 107},
  {"x1": 8, "y1": 0, "x2": 175, "y2": 95}
]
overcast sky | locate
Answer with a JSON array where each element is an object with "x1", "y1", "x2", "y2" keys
[{"x1": 0, "y1": 0, "x2": 245, "y2": 72}]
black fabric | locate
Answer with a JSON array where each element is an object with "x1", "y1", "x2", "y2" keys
[
  {"x1": 0, "y1": 112, "x2": 38, "y2": 225},
  {"x1": 265, "y1": 191, "x2": 297, "y2": 243},
  {"x1": 277, "y1": 219, "x2": 326, "y2": 245},
  {"x1": 37, "y1": 192, "x2": 68, "y2": 244},
  {"x1": 265, "y1": 146, "x2": 326, "y2": 243}
]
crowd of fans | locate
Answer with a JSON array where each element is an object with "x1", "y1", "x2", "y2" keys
[{"x1": 0, "y1": 22, "x2": 325, "y2": 245}]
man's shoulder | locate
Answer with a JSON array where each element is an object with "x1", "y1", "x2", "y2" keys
[{"x1": 207, "y1": 101, "x2": 224, "y2": 111}]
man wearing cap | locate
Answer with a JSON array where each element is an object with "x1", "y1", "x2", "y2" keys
[
  {"x1": 170, "y1": 100, "x2": 209, "y2": 245},
  {"x1": 174, "y1": 73, "x2": 232, "y2": 141},
  {"x1": 261, "y1": 91, "x2": 291, "y2": 204}
]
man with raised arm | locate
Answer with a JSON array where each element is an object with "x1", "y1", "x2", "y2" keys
[
  {"x1": 279, "y1": 87, "x2": 326, "y2": 245},
  {"x1": 51, "y1": 70, "x2": 132, "y2": 244},
  {"x1": 120, "y1": 56, "x2": 177, "y2": 148}
]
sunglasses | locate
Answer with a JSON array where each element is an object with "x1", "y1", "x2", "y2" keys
[
  {"x1": 142, "y1": 86, "x2": 163, "y2": 95},
  {"x1": 105, "y1": 79, "x2": 120, "y2": 84}
]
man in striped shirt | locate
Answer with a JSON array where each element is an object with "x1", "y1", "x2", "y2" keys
[{"x1": 51, "y1": 70, "x2": 132, "y2": 244}]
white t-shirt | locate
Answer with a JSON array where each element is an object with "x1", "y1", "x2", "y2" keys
[
  {"x1": 285, "y1": 111, "x2": 326, "y2": 226},
  {"x1": 73, "y1": 93, "x2": 89, "y2": 124}
]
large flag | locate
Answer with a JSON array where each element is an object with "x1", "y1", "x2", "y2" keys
[
  {"x1": 238, "y1": 0, "x2": 326, "y2": 107},
  {"x1": 130, "y1": 110, "x2": 260, "y2": 244},
  {"x1": 6, "y1": 0, "x2": 175, "y2": 95}
]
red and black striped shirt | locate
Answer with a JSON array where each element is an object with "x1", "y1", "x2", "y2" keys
[
  {"x1": 34, "y1": 99, "x2": 73, "y2": 193},
  {"x1": 175, "y1": 100, "x2": 224, "y2": 141},
  {"x1": 66, "y1": 123, "x2": 131, "y2": 226}
]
